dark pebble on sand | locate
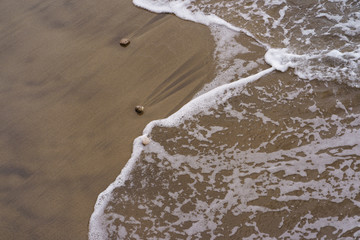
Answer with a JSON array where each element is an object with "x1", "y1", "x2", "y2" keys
[{"x1": 135, "y1": 105, "x2": 144, "y2": 114}]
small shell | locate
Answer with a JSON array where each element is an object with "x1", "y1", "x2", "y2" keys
[
  {"x1": 119, "y1": 38, "x2": 130, "y2": 47},
  {"x1": 142, "y1": 136, "x2": 151, "y2": 146},
  {"x1": 135, "y1": 105, "x2": 144, "y2": 114}
]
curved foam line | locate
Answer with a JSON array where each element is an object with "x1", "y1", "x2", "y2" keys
[
  {"x1": 133, "y1": 0, "x2": 269, "y2": 49},
  {"x1": 88, "y1": 136, "x2": 144, "y2": 240},
  {"x1": 88, "y1": 66, "x2": 275, "y2": 239}
]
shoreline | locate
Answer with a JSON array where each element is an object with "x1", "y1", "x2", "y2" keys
[{"x1": 0, "y1": 0, "x2": 215, "y2": 239}]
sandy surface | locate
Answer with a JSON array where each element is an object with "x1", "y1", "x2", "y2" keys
[{"x1": 0, "y1": 0, "x2": 215, "y2": 239}]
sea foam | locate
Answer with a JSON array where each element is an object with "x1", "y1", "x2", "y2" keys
[{"x1": 89, "y1": 0, "x2": 360, "y2": 238}]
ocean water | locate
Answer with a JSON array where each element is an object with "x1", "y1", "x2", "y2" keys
[{"x1": 89, "y1": 0, "x2": 360, "y2": 239}]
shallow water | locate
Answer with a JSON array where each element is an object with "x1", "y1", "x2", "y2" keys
[
  {"x1": 0, "y1": 0, "x2": 216, "y2": 238},
  {"x1": 90, "y1": 0, "x2": 360, "y2": 239}
]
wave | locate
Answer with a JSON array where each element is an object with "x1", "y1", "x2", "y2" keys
[{"x1": 89, "y1": 0, "x2": 360, "y2": 239}]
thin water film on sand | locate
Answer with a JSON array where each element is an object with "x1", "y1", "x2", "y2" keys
[{"x1": 89, "y1": 0, "x2": 360, "y2": 239}]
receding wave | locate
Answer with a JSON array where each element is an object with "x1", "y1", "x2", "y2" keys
[{"x1": 89, "y1": 0, "x2": 360, "y2": 239}]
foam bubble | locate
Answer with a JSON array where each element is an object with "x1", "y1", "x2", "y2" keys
[{"x1": 264, "y1": 48, "x2": 296, "y2": 72}]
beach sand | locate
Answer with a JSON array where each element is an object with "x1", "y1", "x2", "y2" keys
[{"x1": 0, "y1": 0, "x2": 215, "y2": 239}]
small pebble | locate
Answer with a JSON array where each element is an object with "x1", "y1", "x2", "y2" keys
[
  {"x1": 119, "y1": 38, "x2": 130, "y2": 47},
  {"x1": 135, "y1": 105, "x2": 144, "y2": 115},
  {"x1": 142, "y1": 136, "x2": 151, "y2": 146}
]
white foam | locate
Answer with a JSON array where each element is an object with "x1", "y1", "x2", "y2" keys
[
  {"x1": 134, "y1": 0, "x2": 359, "y2": 86},
  {"x1": 89, "y1": 67, "x2": 275, "y2": 239},
  {"x1": 90, "y1": 0, "x2": 360, "y2": 238},
  {"x1": 317, "y1": 12, "x2": 343, "y2": 22},
  {"x1": 89, "y1": 136, "x2": 147, "y2": 240},
  {"x1": 264, "y1": 47, "x2": 360, "y2": 87},
  {"x1": 143, "y1": 67, "x2": 275, "y2": 131},
  {"x1": 133, "y1": 0, "x2": 268, "y2": 48},
  {"x1": 264, "y1": 48, "x2": 299, "y2": 72},
  {"x1": 272, "y1": 5, "x2": 288, "y2": 29},
  {"x1": 195, "y1": 25, "x2": 263, "y2": 95},
  {"x1": 133, "y1": 0, "x2": 241, "y2": 32},
  {"x1": 129, "y1": 126, "x2": 360, "y2": 237}
]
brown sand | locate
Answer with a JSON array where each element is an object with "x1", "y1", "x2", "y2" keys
[{"x1": 0, "y1": 0, "x2": 215, "y2": 239}]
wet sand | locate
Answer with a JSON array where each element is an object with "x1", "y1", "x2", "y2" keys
[{"x1": 0, "y1": 0, "x2": 215, "y2": 239}]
